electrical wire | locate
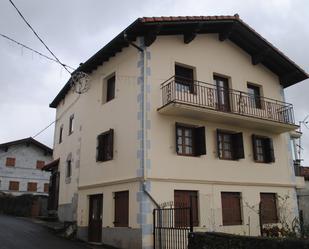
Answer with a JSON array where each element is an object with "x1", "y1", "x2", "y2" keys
[
  {"x1": 8, "y1": 0, "x2": 72, "y2": 74},
  {"x1": 0, "y1": 33, "x2": 75, "y2": 70}
]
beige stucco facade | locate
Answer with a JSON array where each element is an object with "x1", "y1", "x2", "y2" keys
[{"x1": 52, "y1": 32, "x2": 303, "y2": 249}]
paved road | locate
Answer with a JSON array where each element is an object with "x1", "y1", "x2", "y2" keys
[{"x1": 0, "y1": 215, "x2": 92, "y2": 249}]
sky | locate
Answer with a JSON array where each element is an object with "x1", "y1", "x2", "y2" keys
[{"x1": 0, "y1": 0, "x2": 308, "y2": 163}]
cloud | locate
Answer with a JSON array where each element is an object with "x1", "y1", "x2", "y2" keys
[{"x1": 0, "y1": 0, "x2": 308, "y2": 164}]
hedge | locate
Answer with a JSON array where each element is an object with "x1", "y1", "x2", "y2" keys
[
  {"x1": 0, "y1": 194, "x2": 47, "y2": 217},
  {"x1": 188, "y1": 232, "x2": 309, "y2": 249}
]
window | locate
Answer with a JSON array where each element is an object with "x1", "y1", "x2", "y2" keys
[
  {"x1": 66, "y1": 160, "x2": 72, "y2": 178},
  {"x1": 214, "y1": 75, "x2": 230, "y2": 112},
  {"x1": 44, "y1": 183, "x2": 49, "y2": 193},
  {"x1": 6, "y1": 157, "x2": 16, "y2": 167},
  {"x1": 175, "y1": 64, "x2": 195, "y2": 93},
  {"x1": 114, "y1": 191, "x2": 129, "y2": 227},
  {"x1": 217, "y1": 130, "x2": 244, "y2": 160},
  {"x1": 27, "y1": 182, "x2": 37, "y2": 192},
  {"x1": 247, "y1": 83, "x2": 261, "y2": 109},
  {"x1": 69, "y1": 115, "x2": 74, "y2": 135},
  {"x1": 252, "y1": 135, "x2": 275, "y2": 163},
  {"x1": 97, "y1": 129, "x2": 114, "y2": 162},
  {"x1": 221, "y1": 192, "x2": 242, "y2": 226},
  {"x1": 174, "y1": 190, "x2": 199, "y2": 226},
  {"x1": 106, "y1": 75, "x2": 115, "y2": 102},
  {"x1": 260, "y1": 193, "x2": 278, "y2": 224},
  {"x1": 36, "y1": 160, "x2": 45, "y2": 169},
  {"x1": 59, "y1": 125, "x2": 63, "y2": 143},
  {"x1": 176, "y1": 123, "x2": 206, "y2": 156},
  {"x1": 9, "y1": 181, "x2": 19, "y2": 191}
]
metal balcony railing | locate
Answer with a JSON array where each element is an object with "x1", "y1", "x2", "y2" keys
[{"x1": 160, "y1": 76, "x2": 295, "y2": 125}]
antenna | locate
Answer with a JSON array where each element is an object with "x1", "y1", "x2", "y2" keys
[{"x1": 298, "y1": 115, "x2": 309, "y2": 164}]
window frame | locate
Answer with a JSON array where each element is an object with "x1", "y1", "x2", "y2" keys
[
  {"x1": 247, "y1": 83, "x2": 262, "y2": 109},
  {"x1": 36, "y1": 160, "x2": 45, "y2": 169},
  {"x1": 221, "y1": 192, "x2": 243, "y2": 226},
  {"x1": 66, "y1": 159, "x2": 72, "y2": 178},
  {"x1": 260, "y1": 193, "x2": 278, "y2": 224},
  {"x1": 27, "y1": 182, "x2": 37, "y2": 192},
  {"x1": 217, "y1": 131, "x2": 234, "y2": 160},
  {"x1": 252, "y1": 135, "x2": 275, "y2": 163},
  {"x1": 69, "y1": 115, "x2": 74, "y2": 135},
  {"x1": 175, "y1": 63, "x2": 196, "y2": 94},
  {"x1": 97, "y1": 129, "x2": 114, "y2": 162},
  {"x1": 114, "y1": 190, "x2": 129, "y2": 227},
  {"x1": 59, "y1": 125, "x2": 63, "y2": 143},
  {"x1": 217, "y1": 130, "x2": 244, "y2": 160},
  {"x1": 5, "y1": 157, "x2": 16, "y2": 167},
  {"x1": 176, "y1": 124, "x2": 195, "y2": 156},
  {"x1": 106, "y1": 74, "x2": 116, "y2": 102},
  {"x1": 9, "y1": 181, "x2": 19, "y2": 191}
]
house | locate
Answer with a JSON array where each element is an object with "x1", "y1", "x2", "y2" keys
[
  {"x1": 49, "y1": 15, "x2": 308, "y2": 249},
  {"x1": 0, "y1": 137, "x2": 52, "y2": 196}
]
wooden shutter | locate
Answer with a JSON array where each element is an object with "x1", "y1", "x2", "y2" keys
[
  {"x1": 175, "y1": 123, "x2": 180, "y2": 154},
  {"x1": 36, "y1": 160, "x2": 45, "y2": 169},
  {"x1": 252, "y1": 135, "x2": 258, "y2": 161},
  {"x1": 27, "y1": 182, "x2": 37, "y2": 192},
  {"x1": 44, "y1": 183, "x2": 49, "y2": 193},
  {"x1": 221, "y1": 192, "x2": 242, "y2": 225},
  {"x1": 216, "y1": 129, "x2": 221, "y2": 158},
  {"x1": 264, "y1": 138, "x2": 275, "y2": 163},
  {"x1": 194, "y1": 126, "x2": 206, "y2": 156},
  {"x1": 114, "y1": 191, "x2": 129, "y2": 227},
  {"x1": 232, "y1": 132, "x2": 244, "y2": 159},
  {"x1": 174, "y1": 190, "x2": 199, "y2": 227},
  {"x1": 6, "y1": 157, "x2": 16, "y2": 167},
  {"x1": 9, "y1": 181, "x2": 19, "y2": 191},
  {"x1": 106, "y1": 75, "x2": 115, "y2": 102},
  {"x1": 260, "y1": 193, "x2": 278, "y2": 224},
  {"x1": 97, "y1": 134, "x2": 105, "y2": 161},
  {"x1": 107, "y1": 129, "x2": 114, "y2": 160}
]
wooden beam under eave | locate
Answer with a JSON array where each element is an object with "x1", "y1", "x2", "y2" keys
[
  {"x1": 279, "y1": 71, "x2": 299, "y2": 86},
  {"x1": 218, "y1": 23, "x2": 235, "y2": 42},
  {"x1": 144, "y1": 33, "x2": 157, "y2": 47},
  {"x1": 251, "y1": 48, "x2": 271, "y2": 65},
  {"x1": 184, "y1": 32, "x2": 196, "y2": 44}
]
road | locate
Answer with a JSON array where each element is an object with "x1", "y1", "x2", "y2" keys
[{"x1": 0, "y1": 215, "x2": 92, "y2": 249}]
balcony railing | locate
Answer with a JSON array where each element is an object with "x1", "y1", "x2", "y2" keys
[{"x1": 160, "y1": 76, "x2": 295, "y2": 125}]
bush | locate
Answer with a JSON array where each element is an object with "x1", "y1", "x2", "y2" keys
[{"x1": 188, "y1": 232, "x2": 309, "y2": 249}]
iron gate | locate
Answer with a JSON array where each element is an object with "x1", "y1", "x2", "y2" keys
[{"x1": 153, "y1": 207, "x2": 193, "y2": 249}]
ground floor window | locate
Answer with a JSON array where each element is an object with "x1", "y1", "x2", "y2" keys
[{"x1": 221, "y1": 192, "x2": 242, "y2": 225}]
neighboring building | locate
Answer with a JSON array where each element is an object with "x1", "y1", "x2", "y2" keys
[
  {"x1": 296, "y1": 166, "x2": 309, "y2": 227},
  {"x1": 49, "y1": 15, "x2": 308, "y2": 249},
  {"x1": 0, "y1": 137, "x2": 52, "y2": 196}
]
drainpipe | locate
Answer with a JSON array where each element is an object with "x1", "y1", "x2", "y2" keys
[{"x1": 124, "y1": 33, "x2": 160, "y2": 208}]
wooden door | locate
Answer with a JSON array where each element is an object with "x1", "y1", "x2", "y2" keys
[
  {"x1": 214, "y1": 76, "x2": 230, "y2": 111},
  {"x1": 114, "y1": 191, "x2": 129, "y2": 227},
  {"x1": 88, "y1": 194, "x2": 103, "y2": 243}
]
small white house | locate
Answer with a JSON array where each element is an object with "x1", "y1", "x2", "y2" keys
[{"x1": 0, "y1": 137, "x2": 52, "y2": 195}]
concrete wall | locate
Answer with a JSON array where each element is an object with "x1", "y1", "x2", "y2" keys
[{"x1": 0, "y1": 143, "x2": 52, "y2": 195}]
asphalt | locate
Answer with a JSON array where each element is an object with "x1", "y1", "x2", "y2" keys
[{"x1": 0, "y1": 215, "x2": 104, "y2": 249}]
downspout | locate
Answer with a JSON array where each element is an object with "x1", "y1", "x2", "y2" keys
[{"x1": 124, "y1": 33, "x2": 160, "y2": 208}]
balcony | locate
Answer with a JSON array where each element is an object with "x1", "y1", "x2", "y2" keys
[{"x1": 158, "y1": 76, "x2": 298, "y2": 133}]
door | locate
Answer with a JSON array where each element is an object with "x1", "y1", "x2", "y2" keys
[
  {"x1": 214, "y1": 76, "x2": 230, "y2": 111},
  {"x1": 88, "y1": 194, "x2": 103, "y2": 243}
]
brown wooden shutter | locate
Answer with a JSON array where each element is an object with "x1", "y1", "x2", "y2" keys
[
  {"x1": 232, "y1": 132, "x2": 244, "y2": 159},
  {"x1": 175, "y1": 123, "x2": 180, "y2": 154},
  {"x1": 9, "y1": 181, "x2": 19, "y2": 191},
  {"x1": 260, "y1": 193, "x2": 278, "y2": 224},
  {"x1": 265, "y1": 138, "x2": 275, "y2": 163},
  {"x1": 194, "y1": 126, "x2": 206, "y2": 156},
  {"x1": 221, "y1": 192, "x2": 242, "y2": 225},
  {"x1": 252, "y1": 135, "x2": 258, "y2": 161},
  {"x1": 216, "y1": 129, "x2": 221, "y2": 158},
  {"x1": 44, "y1": 183, "x2": 49, "y2": 193},
  {"x1": 6, "y1": 157, "x2": 16, "y2": 167},
  {"x1": 107, "y1": 129, "x2": 114, "y2": 160},
  {"x1": 97, "y1": 134, "x2": 104, "y2": 161},
  {"x1": 106, "y1": 75, "x2": 115, "y2": 102},
  {"x1": 114, "y1": 191, "x2": 129, "y2": 227},
  {"x1": 36, "y1": 160, "x2": 45, "y2": 169},
  {"x1": 27, "y1": 182, "x2": 37, "y2": 192}
]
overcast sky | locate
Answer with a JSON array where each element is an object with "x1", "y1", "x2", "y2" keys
[{"x1": 0, "y1": 0, "x2": 308, "y2": 163}]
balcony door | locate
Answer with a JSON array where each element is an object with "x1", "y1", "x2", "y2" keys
[
  {"x1": 175, "y1": 64, "x2": 194, "y2": 93},
  {"x1": 88, "y1": 194, "x2": 103, "y2": 243},
  {"x1": 214, "y1": 76, "x2": 230, "y2": 112}
]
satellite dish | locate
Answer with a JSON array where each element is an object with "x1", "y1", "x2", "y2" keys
[{"x1": 70, "y1": 71, "x2": 90, "y2": 94}]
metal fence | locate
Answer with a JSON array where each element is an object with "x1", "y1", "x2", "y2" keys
[
  {"x1": 153, "y1": 207, "x2": 193, "y2": 249},
  {"x1": 160, "y1": 76, "x2": 295, "y2": 125}
]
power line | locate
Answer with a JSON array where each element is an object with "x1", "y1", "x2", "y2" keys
[
  {"x1": 32, "y1": 120, "x2": 56, "y2": 139},
  {"x1": 8, "y1": 0, "x2": 72, "y2": 75},
  {"x1": 0, "y1": 33, "x2": 75, "y2": 70}
]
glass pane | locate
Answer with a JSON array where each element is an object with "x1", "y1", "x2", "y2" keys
[
  {"x1": 176, "y1": 83, "x2": 190, "y2": 92},
  {"x1": 177, "y1": 128, "x2": 183, "y2": 136},
  {"x1": 185, "y1": 146, "x2": 192, "y2": 154},
  {"x1": 177, "y1": 137, "x2": 182, "y2": 144},
  {"x1": 185, "y1": 137, "x2": 192, "y2": 146},
  {"x1": 178, "y1": 145, "x2": 183, "y2": 154},
  {"x1": 185, "y1": 129, "x2": 192, "y2": 137}
]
